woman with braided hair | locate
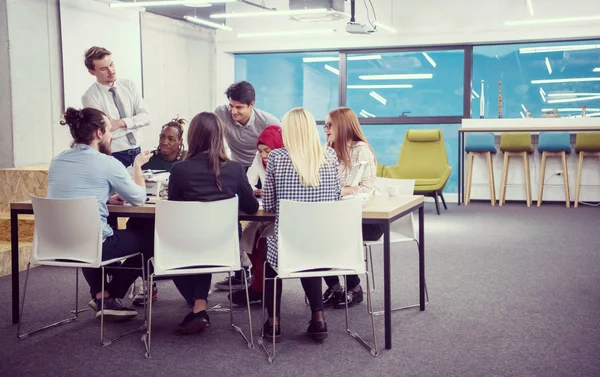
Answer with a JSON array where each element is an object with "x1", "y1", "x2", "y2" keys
[{"x1": 142, "y1": 117, "x2": 187, "y2": 172}]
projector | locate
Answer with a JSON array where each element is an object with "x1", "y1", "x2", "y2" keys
[{"x1": 345, "y1": 22, "x2": 374, "y2": 35}]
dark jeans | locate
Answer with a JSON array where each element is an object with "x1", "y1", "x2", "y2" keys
[
  {"x1": 264, "y1": 262, "x2": 323, "y2": 318},
  {"x1": 323, "y1": 223, "x2": 385, "y2": 290},
  {"x1": 82, "y1": 229, "x2": 154, "y2": 299},
  {"x1": 112, "y1": 147, "x2": 141, "y2": 168},
  {"x1": 173, "y1": 274, "x2": 212, "y2": 303}
]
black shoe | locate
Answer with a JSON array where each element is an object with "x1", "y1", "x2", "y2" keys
[
  {"x1": 333, "y1": 286, "x2": 364, "y2": 309},
  {"x1": 322, "y1": 287, "x2": 339, "y2": 307},
  {"x1": 262, "y1": 320, "x2": 282, "y2": 343},
  {"x1": 229, "y1": 287, "x2": 262, "y2": 306},
  {"x1": 177, "y1": 310, "x2": 210, "y2": 335},
  {"x1": 95, "y1": 298, "x2": 138, "y2": 321},
  {"x1": 307, "y1": 319, "x2": 328, "y2": 341}
]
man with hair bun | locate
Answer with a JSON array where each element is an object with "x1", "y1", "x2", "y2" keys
[
  {"x1": 81, "y1": 46, "x2": 150, "y2": 168},
  {"x1": 47, "y1": 107, "x2": 153, "y2": 320}
]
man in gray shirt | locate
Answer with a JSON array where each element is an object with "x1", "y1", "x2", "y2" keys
[
  {"x1": 214, "y1": 81, "x2": 281, "y2": 169},
  {"x1": 214, "y1": 81, "x2": 280, "y2": 292}
]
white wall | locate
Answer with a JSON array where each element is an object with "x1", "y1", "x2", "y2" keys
[
  {"x1": 141, "y1": 12, "x2": 216, "y2": 150},
  {"x1": 0, "y1": 0, "x2": 13, "y2": 168},
  {"x1": 6, "y1": 0, "x2": 63, "y2": 168},
  {"x1": 3, "y1": 1, "x2": 217, "y2": 167}
]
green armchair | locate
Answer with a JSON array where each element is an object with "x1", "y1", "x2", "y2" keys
[{"x1": 382, "y1": 129, "x2": 452, "y2": 215}]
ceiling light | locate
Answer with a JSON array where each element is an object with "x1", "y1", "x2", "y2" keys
[
  {"x1": 302, "y1": 54, "x2": 381, "y2": 63},
  {"x1": 422, "y1": 52, "x2": 436, "y2": 68},
  {"x1": 503, "y1": 14, "x2": 600, "y2": 26},
  {"x1": 369, "y1": 91, "x2": 387, "y2": 105},
  {"x1": 545, "y1": 57, "x2": 552, "y2": 75},
  {"x1": 547, "y1": 94, "x2": 600, "y2": 104},
  {"x1": 521, "y1": 104, "x2": 528, "y2": 113},
  {"x1": 539, "y1": 88, "x2": 546, "y2": 103},
  {"x1": 183, "y1": 3, "x2": 212, "y2": 7},
  {"x1": 110, "y1": 0, "x2": 234, "y2": 8},
  {"x1": 324, "y1": 64, "x2": 339, "y2": 75},
  {"x1": 237, "y1": 29, "x2": 335, "y2": 38},
  {"x1": 184, "y1": 15, "x2": 232, "y2": 30},
  {"x1": 520, "y1": 111, "x2": 525, "y2": 118},
  {"x1": 547, "y1": 92, "x2": 599, "y2": 97},
  {"x1": 211, "y1": 8, "x2": 330, "y2": 19},
  {"x1": 374, "y1": 22, "x2": 397, "y2": 33},
  {"x1": 594, "y1": 67, "x2": 600, "y2": 72},
  {"x1": 361, "y1": 109, "x2": 376, "y2": 117},
  {"x1": 348, "y1": 84, "x2": 413, "y2": 89},
  {"x1": 359, "y1": 111, "x2": 369, "y2": 118},
  {"x1": 359, "y1": 73, "x2": 433, "y2": 80},
  {"x1": 531, "y1": 77, "x2": 600, "y2": 84},
  {"x1": 526, "y1": 0, "x2": 534, "y2": 16},
  {"x1": 519, "y1": 44, "x2": 600, "y2": 54},
  {"x1": 471, "y1": 89, "x2": 479, "y2": 98}
]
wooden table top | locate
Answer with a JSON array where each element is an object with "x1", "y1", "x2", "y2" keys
[{"x1": 11, "y1": 195, "x2": 424, "y2": 220}]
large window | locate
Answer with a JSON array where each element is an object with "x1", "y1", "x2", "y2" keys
[
  {"x1": 235, "y1": 52, "x2": 339, "y2": 120},
  {"x1": 346, "y1": 50, "x2": 465, "y2": 118},
  {"x1": 473, "y1": 40, "x2": 600, "y2": 119}
]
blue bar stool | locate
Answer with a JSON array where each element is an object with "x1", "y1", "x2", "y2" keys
[
  {"x1": 465, "y1": 133, "x2": 497, "y2": 205},
  {"x1": 537, "y1": 132, "x2": 571, "y2": 208}
]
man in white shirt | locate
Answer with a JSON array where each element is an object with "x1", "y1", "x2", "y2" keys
[{"x1": 82, "y1": 46, "x2": 151, "y2": 167}]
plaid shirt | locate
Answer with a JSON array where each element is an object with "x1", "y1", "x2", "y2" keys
[{"x1": 262, "y1": 147, "x2": 342, "y2": 268}]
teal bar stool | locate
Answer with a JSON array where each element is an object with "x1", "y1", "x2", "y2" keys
[
  {"x1": 537, "y1": 132, "x2": 571, "y2": 208},
  {"x1": 574, "y1": 132, "x2": 600, "y2": 208},
  {"x1": 499, "y1": 133, "x2": 533, "y2": 207},
  {"x1": 464, "y1": 133, "x2": 497, "y2": 205}
]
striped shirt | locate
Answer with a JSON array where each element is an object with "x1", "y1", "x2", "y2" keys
[{"x1": 262, "y1": 147, "x2": 341, "y2": 268}]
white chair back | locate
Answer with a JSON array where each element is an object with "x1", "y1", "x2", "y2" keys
[
  {"x1": 154, "y1": 197, "x2": 240, "y2": 274},
  {"x1": 30, "y1": 195, "x2": 103, "y2": 265},
  {"x1": 277, "y1": 199, "x2": 365, "y2": 278},
  {"x1": 375, "y1": 178, "x2": 416, "y2": 240}
]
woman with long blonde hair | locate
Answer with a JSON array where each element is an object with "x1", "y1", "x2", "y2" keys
[
  {"x1": 261, "y1": 107, "x2": 341, "y2": 342},
  {"x1": 322, "y1": 107, "x2": 382, "y2": 309}
]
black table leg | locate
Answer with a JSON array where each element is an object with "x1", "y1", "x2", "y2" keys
[
  {"x1": 383, "y1": 220, "x2": 392, "y2": 350},
  {"x1": 419, "y1": 205, "x2": 425, "y2": 311},
  {"x1": 11, "y1": 210, "x2": 20, "y2": 324}
]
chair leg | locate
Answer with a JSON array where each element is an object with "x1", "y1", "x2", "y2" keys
[
  {"x1": 230, "y1": 271, "x2": 254, "y2": 349},
  {"x1": 143, "y1": 273, "x2": 154, "y2": 359},
  {"x1": 344, "y1": 275, "x2": 378, "y2": 356},
  {"x1": 499, "y1": 152, "x2": 510, "y2": 206},
  {"x1": 433, "y1": 192, "x2": 441, "y2": 215},
  {"x1": 17, "y1": 264, "x2": 79, "y2": 339},
  {"x1": 575, "y1": 152, "x2": 584, "y2": 208},
  {"x1": 439, "y1": 192, "x2": 447, "y2": 210},
  {"x1": 561, "y1": 151, "x2": 570, "y2": 208},
  {"x1": 537, "y1": 151, "x2": 547, "y2": 207},
  {"x1": 258, "y1": 261, "x2": 276, "y2": 363},
  {"x1": 523, "y1": 152, "x2": 532, "y2": 207},
  {"x1": 465, "y1": 152, "x2": 475, "y2": 205},
  {"x1": 486, "y1": 152, "x2": 496, "y2": 206}
]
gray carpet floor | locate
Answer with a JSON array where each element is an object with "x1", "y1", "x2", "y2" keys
[{"x1": 0, "y1": 202, "x2": 599, "y2": 377}]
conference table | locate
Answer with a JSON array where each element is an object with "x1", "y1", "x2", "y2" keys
[{"x1": 10, "y1": 195, "x2": 425, "y2": 350}]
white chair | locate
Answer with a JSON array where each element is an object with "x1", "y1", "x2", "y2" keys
[
  {"x1": 19, "y1": 196, "x2": 146, "y2": 346},
  {"x1": 143, "y1": 197, "x2": 253, "y2": 358},
  {"x1": 259, "y1": 199, "x2": 377, "y2": 364},
  {"x1": 365, "y1": 178, "x2": 429, "y2": 315}
]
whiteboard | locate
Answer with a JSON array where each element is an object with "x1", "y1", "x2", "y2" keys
[{"x1": 59, "y1": 0, "x2": 142, "y2": 110}]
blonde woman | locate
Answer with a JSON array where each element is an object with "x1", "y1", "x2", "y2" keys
[
  {"x1": 322, "y1": 107, "x2": 382, "y2": 309},
  {"x1": 261, "y1": 108, "x2": 341, "y2": 342}
]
